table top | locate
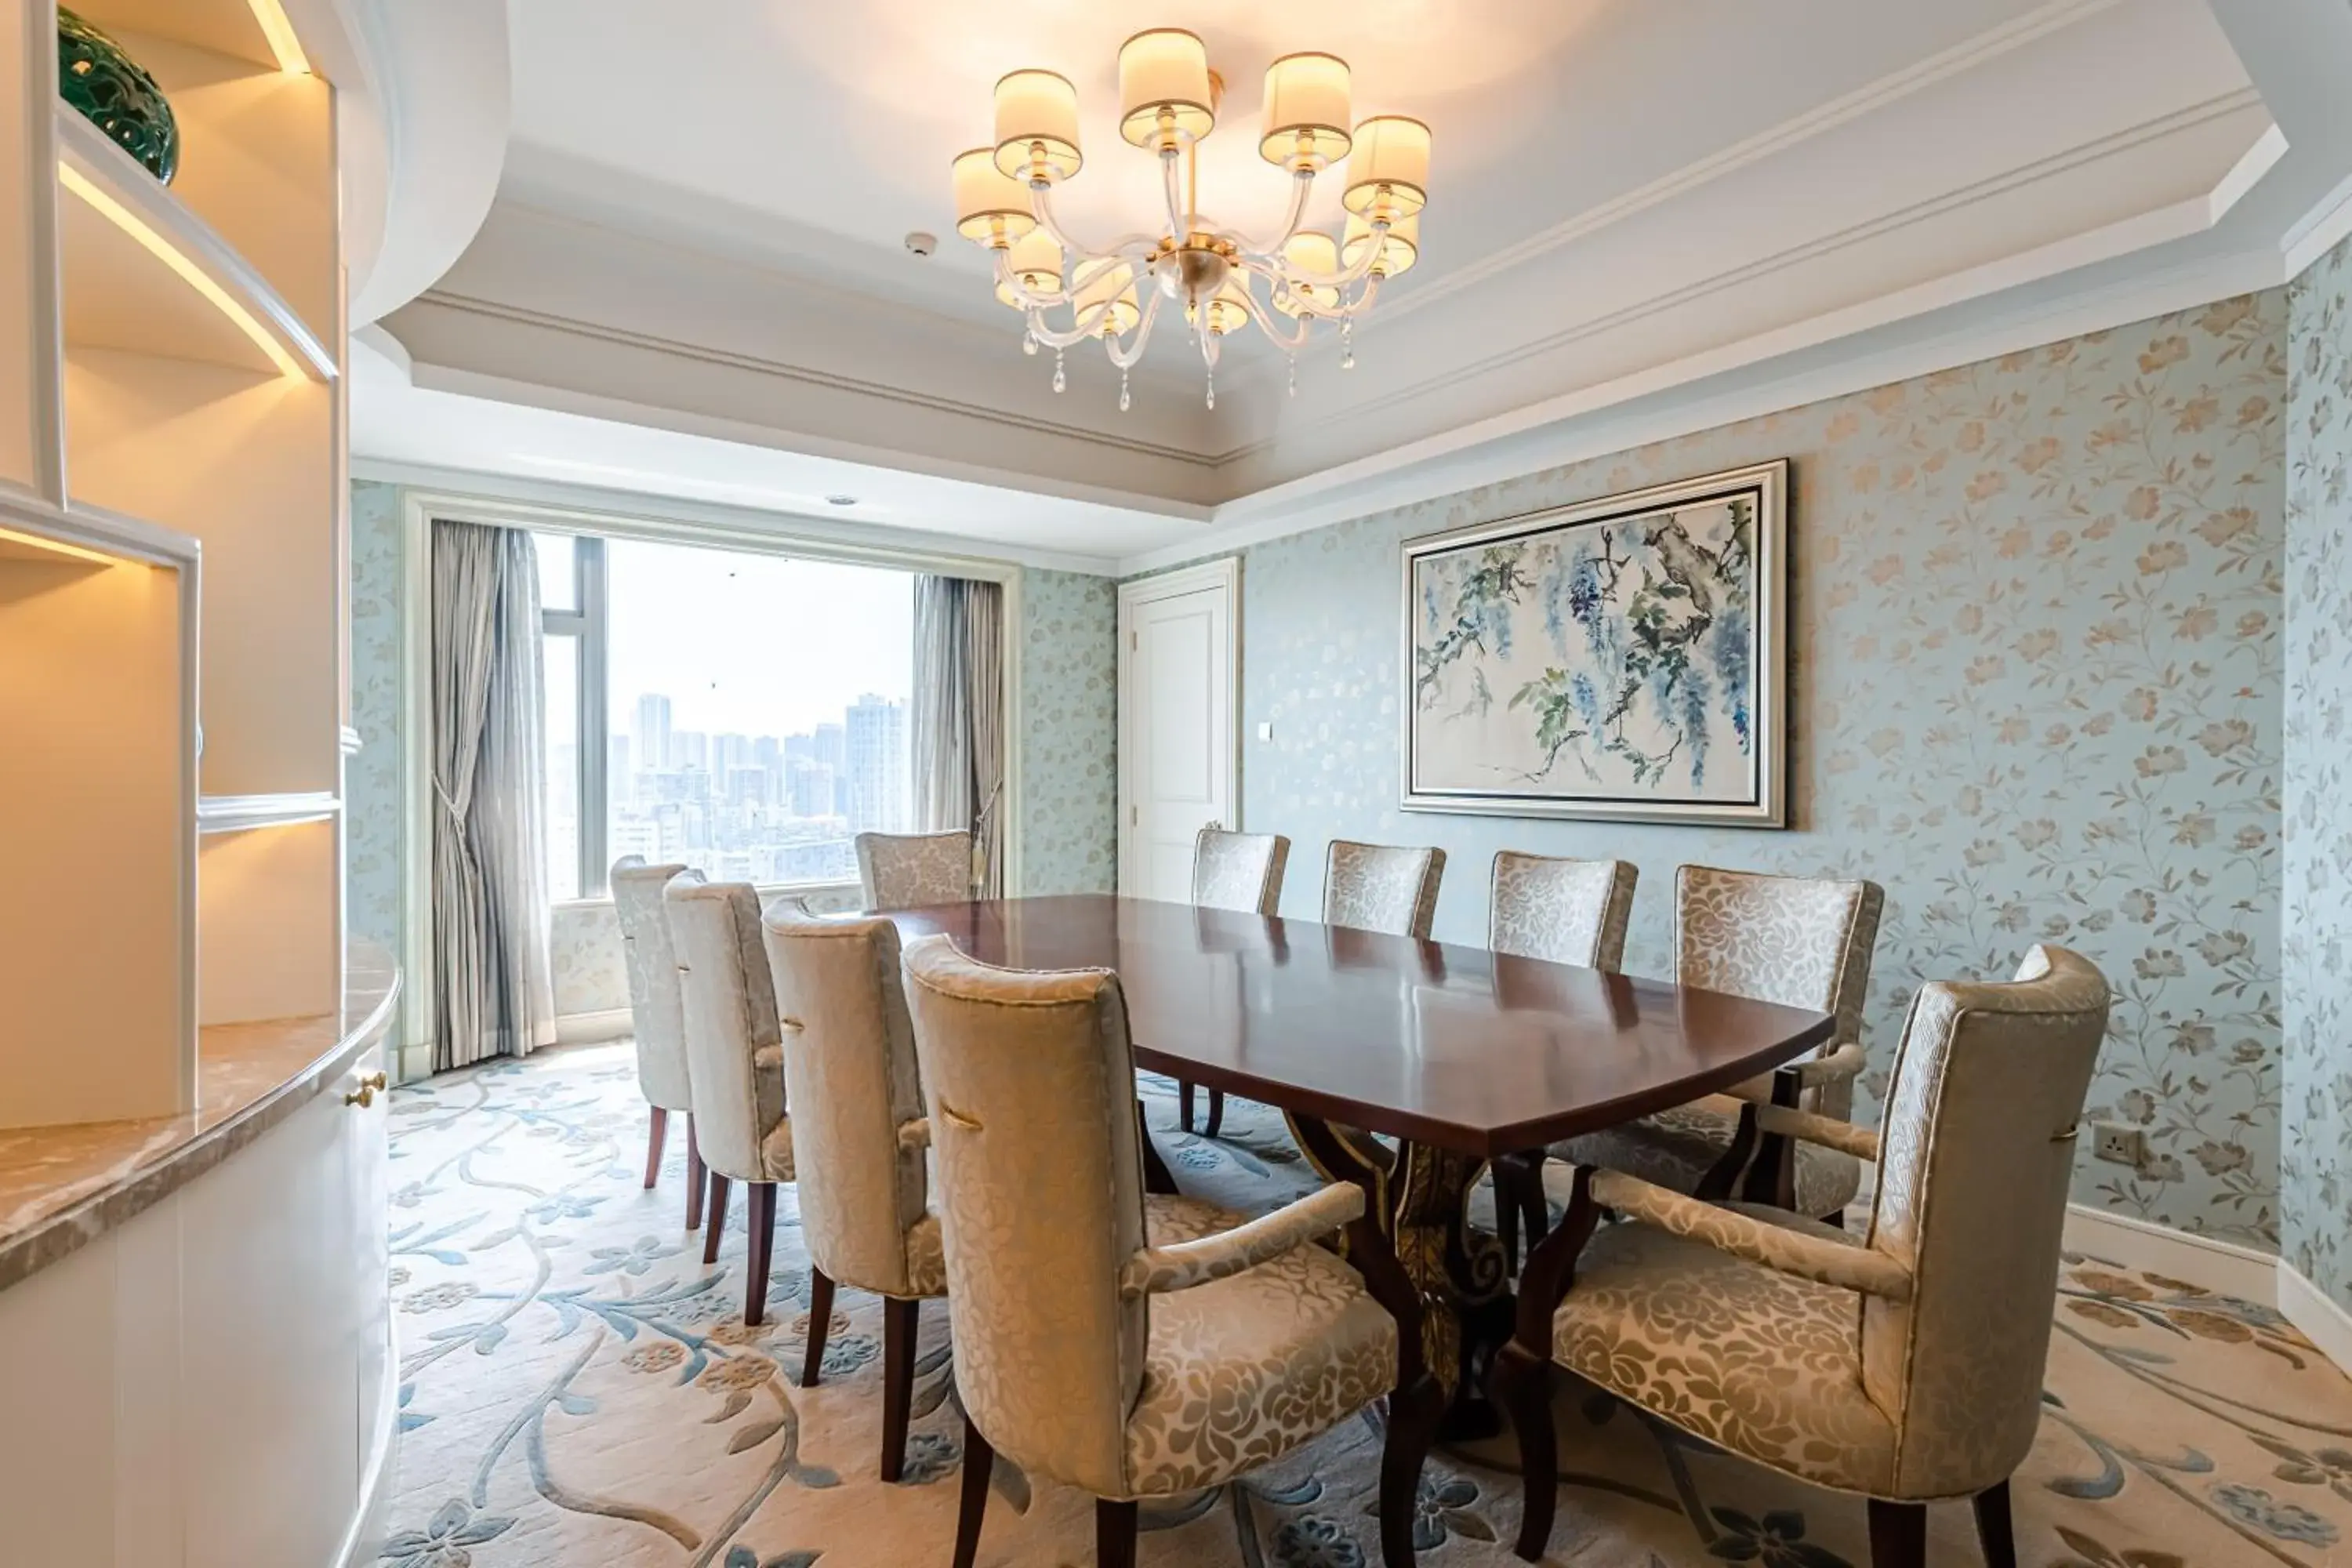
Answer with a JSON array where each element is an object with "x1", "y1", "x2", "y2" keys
[{"x1": 884, "y1": 895, "x2": 1834, "y2": 1156}]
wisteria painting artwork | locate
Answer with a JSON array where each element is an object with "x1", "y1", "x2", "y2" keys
[{"x1": 1401, "y1": 462, "x2": 1787, "y2": 826}]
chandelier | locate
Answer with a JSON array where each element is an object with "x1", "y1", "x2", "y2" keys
[{"x1": 950, "y1": 29, "x2": 1429, "y2": 411}]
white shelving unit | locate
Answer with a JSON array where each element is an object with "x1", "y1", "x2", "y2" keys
[{"x1": 0, "y1": 0, "x2": 347, "y2": 1127}]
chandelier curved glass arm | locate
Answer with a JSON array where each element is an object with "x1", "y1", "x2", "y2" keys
[
  {"x1": 1022, "y1": 267, "x2": 1147, "y2": 350},
  {"x1": 1205, "y1": 169, "x2": 1317, "y2": 260},
  {"x1": 1029, "y1": 183, "x2": 1164, "y2": 267},
  {"x1": 1232, "y1": 275, "x2": 1312, "y2": 352},
  {"x1": 1105, "y1": 289, "x2": 1166, "y2": 369},
  {"x1": 993, "y1": 251, "x2": 1136, "y2": 311}
]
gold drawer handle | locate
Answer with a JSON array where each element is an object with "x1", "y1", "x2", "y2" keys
[{"x1": 345, "y1": 1070, "x2": 387, "y2": 1109}]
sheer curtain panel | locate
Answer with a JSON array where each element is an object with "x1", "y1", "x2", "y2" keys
[
  {"x1": 910, "y1": 577, "x2": 1005, "y2": 897},
  {"x1": 431, "y1": 519, "x2": 558, "y2": 1069}
]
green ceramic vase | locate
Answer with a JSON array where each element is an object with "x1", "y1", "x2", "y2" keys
[{"x1": 58, "y1": 7, "x2": 178, "y2": 184}]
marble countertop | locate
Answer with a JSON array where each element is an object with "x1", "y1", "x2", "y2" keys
[{"x1": 0, "y1": 943, "x2": 401, "y2": 1294}]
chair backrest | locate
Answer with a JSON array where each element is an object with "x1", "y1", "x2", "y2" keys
[
  {"x1": 611, "y1": 856, "x2": 697, "y2": 1111},
  {"x1": 663, "y1": 878, "x2": 784, "y2": 1179},
  {"x1": 1674, "y1": 865, "x2": 1884, "y2": 1117},
  {"x1": 1192, "y1": 827, "x2": 1290, "y2": 915},
  {"x1": 855, "y1": 829, "x2": 973, "y2": 910},
  {"x1": 1488, "y1": 851, "x2": 1638, "y2": 970},
  {"x1": 1857, "y1": 945, "x2": 2109, "y2": 1499},
  {"x1": 1323, "y1": 840, "x2": 1446, "y2": 938},
  {"x1": 761, "y1": 903, "x2": 929, "y2": 1297},
  {"x1": 901, "y1": 935, "x2": 1147, "y2": 1500}
]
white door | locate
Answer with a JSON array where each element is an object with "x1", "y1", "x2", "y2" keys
[{"x1": 1119, "y1": 563, "x2": 1238, "y2": 902}]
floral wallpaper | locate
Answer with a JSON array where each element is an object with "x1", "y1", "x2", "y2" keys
[
  {"x1": 1016, "y1": 567, "x2": 1118, "y2": 895},
  {"x1": 1210, "y1": 296, "x2": 2286, "y2": 1245},
  {"x1": 2283, "y1": 238, "x2": 2352, "y2": 1309},
  {"x1": 348, "y1": 480, "x2": 405, "y2": 952}
]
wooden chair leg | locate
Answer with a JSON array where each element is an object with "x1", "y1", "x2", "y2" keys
[
  {"x1": 643, "y1": 1106, "x2": 668, "y2": 1189},
  {"x1": 880, "y1": 1297, "x2": 919, "y2": 1481},
  {"x1": 1867, "y1": 1499, "x2": 1926, "y2": 1568},
  {"x1": 1495, "y1": 1160, "x2": 1522, "y2": 1274},
  {"x1": 744, "y1": 1183, "x2": 778, "y2": 1327},
  {"x1": 702, "y1": 1173, "x2": 731, "y2": 1265},
  {"x1": 1492, "y1": 1343, "x2": 1556, "y2": 1562},
  {"x1": 800, "y1": 1268, "x2": 835, "y2": 1388},
  {"x1": 1179, "y1": 1080, "x2": 1197, "y2": 1132},
  {"x1": 1518, "y1": 1150, "x2": 1551, "y2": 1258},
  {"x1": 684, "y1": 1117, "x2": 707, "y2": 1231},
  {"x1": 1973, "y1": 1480, "x2": 2017, "y2": 1568},
  {"x1": 953, "y1": 1410, "x2": 993, "y2": 1568},
  {"x1": 1378, "y1": 1374, "x2": 1444, "y2": 1567},
  {"x1": 1202, "y1": 1087, "x2": 1225, "y2": 1138},
  {"x1": 1138, "y1": 1100, "x2": 1180, "y2": 1195},
  {"x1": 1096, "y1": 1498, "x2": 1139, "y2": 1568}
]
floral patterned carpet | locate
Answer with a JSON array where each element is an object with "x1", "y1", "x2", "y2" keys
[{"x1": 380, "y1": 1044, "x2": 2352, "y2": 1568}]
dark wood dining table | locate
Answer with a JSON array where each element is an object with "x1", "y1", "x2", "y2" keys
[{"x1": 885, "y1": 894, "x2": 1835, "y2": 1433}]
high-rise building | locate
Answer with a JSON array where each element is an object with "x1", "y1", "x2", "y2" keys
[
  {"x1": 608, "y1": 734, "x2": 632, "y2": 810},
  {"x1": 674, "y1": 730, "x2": 710, "y2": 772},
  {"x1": 634, "y1": 693, "x2": 673, "y2": 771},
  {"x1": 714, "y1": 733, "x2": 751, "y2": 776},
  {"x1": 812, "y1": 723, "x2": 844, "y2": 773},
  {"x1": 753, "y1": 735, "x2": 783, "y2": 779},
  {"x1": 844, "y1": 694, "x2": 906, "y2": 834},
  {"x1": 787, "y1": 760, "x2": 835, "y2": 820}
]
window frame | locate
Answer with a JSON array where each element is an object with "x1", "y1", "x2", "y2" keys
[{"x1": 539, "y1": 533, "x2": 610, "y2": 896}]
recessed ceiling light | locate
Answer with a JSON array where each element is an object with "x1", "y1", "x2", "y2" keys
[{"x1": 826, "y1": 494, "x2": 858, "y2": 506}]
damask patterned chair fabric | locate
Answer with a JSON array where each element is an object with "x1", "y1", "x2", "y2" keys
[
  {"x1": 899, "y1": 935, "x2": 1401, "y2": 1505},
  {"x1": 761, "y1": 904, "x2": 940, "y2": 1300},
  {"x1": 1323, "y1": 840, "x2": 1446, "y2": 938},
  {"x1": 1510, "y1": 946, "x2": 2109, "y2": 1531},
  {"x1": 610, "y1": 856, "x2": 697, "y2": 1112},
  {"x1": 1487, "y1": 851, "x2": 1638, "y2": 970},
  {"x1": 854, "y1": 829, "x2": 972, "y2": 911},
  {"x1": 1191, "y1": 827, "x2": 1290, "y2": 915},
  {"x1": 666, "y1": 880, "x2": 791, "y2": 1181},
  {"x1": 1550, "y1": 865, "x2": 1884, "y2": 1216}
]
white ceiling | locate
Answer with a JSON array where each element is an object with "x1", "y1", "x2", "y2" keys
[{"x1": 355, "y1": 0, "x2": 2352, "y2": 572}]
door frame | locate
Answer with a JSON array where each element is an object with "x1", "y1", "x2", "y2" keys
[{"x1": 1116, "y1": 557, "x2": 1242, "y2": 895}]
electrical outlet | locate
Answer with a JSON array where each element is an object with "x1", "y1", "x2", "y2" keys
[{"x1": 2091, "y1": 1121, "x2": 2146, "y2": 1167}]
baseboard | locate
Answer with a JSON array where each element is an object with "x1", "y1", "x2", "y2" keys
[
  {"x1": 2062, "y1": 1203, "x2": 2279, "y2": 1306},
  {"x1": 554, "y1": 1007, "x2": 633, "y2": 1046},
  {"x1": 2278, "y1": 1262, "x2": 2352, "y2": 1379},
  {"x1": 334, "y1": 1334, "x2": 401, "y2": 1568}
]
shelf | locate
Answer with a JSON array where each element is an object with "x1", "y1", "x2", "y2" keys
[
  {"x1": 74, "y1": 0, "x2": 308, "y2": 74},
  {"x1": 55, "y1": 110, "x2": 333, "y2": 382},
  {"x1": 0, "y1": 488, "x2": 198, "y2": 568},
  {"x1": 198, "y1": 793, "x2": 340, "y2": 834}
]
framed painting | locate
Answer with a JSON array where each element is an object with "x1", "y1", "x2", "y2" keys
[{"x1": 1400, "y1": 459, "x2": 1787, "y2": 827}]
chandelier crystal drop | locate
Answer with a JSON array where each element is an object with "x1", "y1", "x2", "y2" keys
[{"x1": 951, "y1": 28, "x2": 1429, "y2": 411}]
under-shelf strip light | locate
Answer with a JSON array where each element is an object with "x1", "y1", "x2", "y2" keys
[
  {"x1": 58, "y1": 163, "x2": 306, "y2": 379},
  {"x1": 245, "y1": 0, "x2": 310, "y2": 74},
  {"x1": 0, "y1": 524, "x2": 119, "y2": 566}
]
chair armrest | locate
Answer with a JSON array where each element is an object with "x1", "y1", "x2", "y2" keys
[
  {"x1": 897, "y1": 1118, "x2": 931, "y2": 1152},
  {"x1": 1722, "y1": 1041, "x2": 1867, "y2": 1103},
  {"x1": 1755, "y1": 1102, "x2": 1880, "y2": 1163},
  {"x1": 1117, "y1": 1182, "x2": 1367, "y2": 1300},
  {"x1": 1588, "y1": 1169, "x2": 1911, "y2": 1300}
]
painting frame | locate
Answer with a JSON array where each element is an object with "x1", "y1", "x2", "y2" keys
[{"x1": 1399, "y1": 459, "x2": 1788, "y2": 828}]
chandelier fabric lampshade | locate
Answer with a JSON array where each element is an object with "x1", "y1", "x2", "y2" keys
[
  {"x1": 1342, "y1": 212, "x2": 1418, "y2": 278},
  {"x1": 993, "y1": 69, "x2": 1083, "y2": 183},
  {"x1": 953, "y1": 147, "x2": 1036, "y2": 245},
  {"x1": 1343, "y1": 115, "x2": 1432, "y2": 220},
  {"x1": 1260, "y1": 53, "x2": 1352, "y2": 171},
  {"x1": 954, "y1": 26, "x2": 1430, "y2": 408},
  {"x1": 1119, "y1": 28, "x2": 1214, "y2": 149}
]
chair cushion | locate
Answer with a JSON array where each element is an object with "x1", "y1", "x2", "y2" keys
[
  {"x1": 1122, "y1": 1196, "x2": 1398, "y2": 1498},
  {"x1": 1552, "y1": 1097, "x2": 1863, "y2": 1218},
  {"x1": 1552, "y1": 1214, "x2": 1893, "y2": 1494}
]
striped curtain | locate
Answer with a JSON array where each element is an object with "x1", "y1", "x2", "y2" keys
[
  {"x1": 910, "y1": 577, "x2": 1007, "y2": 897},
  {"x1": 430, "y1": 520, "x2": 557, "y2": 1069}
]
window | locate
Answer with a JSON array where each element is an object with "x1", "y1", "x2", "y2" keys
[{"x1": 537, "y1": 532, "x2": 914, "y2": 899}]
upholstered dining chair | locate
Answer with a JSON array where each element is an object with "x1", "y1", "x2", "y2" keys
[
  {"x1": 760, "y1": 902, "x2": 943, "y2": 1481},
  {"x1": 1494, "y1": 945, "x2": 2111, "y2": 1568},
  {"x1": 854, "y1": 829, "x2": 972, "y2": 910},
  {"x1": 1514, "y1": 865, "x2": 1884, "y2": 1247},
  {"x1": 1177, "y1": 826, "x2": 1292, "y2": 1138},
  {"x1": 1483, "y1": 851, "x2": 1638, "y2": 1269},
  {"x1": 1324, "y1": 839, "x2": 1446, "y2": 938},
  {"x1": 612, "y1": 856, "x2": 710, "y2": 1231},
  {"x1": 900, "y1": 935, "x2": 1442, "y2": 1568},
  {"x1": 664, "y1": 877, "x2": 795, "y2": 1325}
]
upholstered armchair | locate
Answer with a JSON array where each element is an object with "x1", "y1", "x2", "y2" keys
[
  {"x1": 854, "y1": 829, "x2": 973, "y2": 910},
  {"x1": 612, "y1": 857, "x2": 710, "y2": 1229},
  {"x1": 664, "y1": 878, "x2": 795, "y2": 1324},
  {"x1": 1177, "y1": 826, "x2": 1291, "y2": 1138},
  {"x1": 1519, "y1": 865, "x2": 1884, "y2": 1242},
  {"x1": 1484, "y1": 851, "x2": 1638, "y2": 1268},
  {"x1": 1324, "y1": 839, "x2": 1445, "y2": 938},
  {"x1": 760, "y1": 902, "x2": 943, "y2": 1481},
  {"x1": 1494, "y1": 945, "x2": 2111, "y2": 1568},
  {"x1": 900, "y1": 935, "x2": 1442, "y2": 1568}
]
